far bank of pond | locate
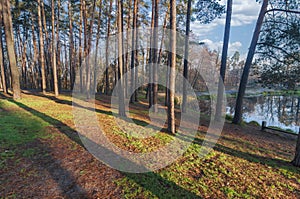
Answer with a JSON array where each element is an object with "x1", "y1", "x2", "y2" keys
[{"x1": 226, "y1": 95, "x2": 300, "y2": 133}]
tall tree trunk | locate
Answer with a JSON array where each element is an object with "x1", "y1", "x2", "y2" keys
[
  {"x1": 182, "y1": 0, "x2": 192, "y2": 113},
  {"x1": 148, "y1": 0, "x2": 155, "y2": 107},
  {"x1": 130, "y1": 0, "x2": 138, "y2": 103},
  {"x1": 64, "y1": 39, "x2": 68, "y2": 89},
  {"x1": 41, "y1": 0, "x2": 52, "y2": 90},
  {"x1": 0, "y1": 5, "x2": 7, "y2": 94},
  {"x1": 233, "y1": 0, "x2": 268, "y2": 124},
  {"x1": 105, "y1": 0, "x2": 113, "y2": 95},
  {"x1": 117, "y1": 0, "x2": 126, "y2": 116},
  {"x1": 134, "y1": 18, "x2": 139, "y2": 102},
  {"x1": 37, "y1": 0, "x2": 46, "y2": 94},
  {"x1": 1, "y1": 0, "x2": 21, "y2": 99},
  {"x1": 69, "y1": 0, "x2": 74, "y2": 91},
  {"x1": 215, "y1": 0, "x2": 232, "y2": 121},
  {"x1": 152, "y1": 0, "x2": 160, "y2": 112},
  {"x1": 56, "y1": 0, "x2": 61, "y2": 92},
  {"x1": 168, "y1": 0, "x2": 176, "y2": 134},
  {"x1": 52, "y1": 0, "x2": 59, "y2": 96},
  {"x1": 79, "y1": 0, "x2": 83, "y2": 92},
  {"x1": 158, "y1": 3, "x2": 169, "y2": 65},
  {"x1": 82, "y1": 0, "x2": 88, "y2": 97},
  {"x1": 20, "y1": 30, "x2": 28, "y2": 89},
  {"x1": 121, "y1": 0, "x2": 126, "y2": 96},
  {"x1": 93, "y1": 0, "x2": 103, "y2": 93},
  {"x1": 85, "y1": 0, "x2": 96, "y2": 99},
  {"x1": 163, "y1": 4, "x2": 170, "y2": 107},
  {"x1": 31, "y1": 14, "x2": 39, "y2": 90},
  {"x1": 125, "y1": 0, "x2": 132, "y2": 98}
]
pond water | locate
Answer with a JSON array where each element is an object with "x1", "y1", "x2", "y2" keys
[{"x1": 226, "y1": 95, "x2": 300, "y2": 134}]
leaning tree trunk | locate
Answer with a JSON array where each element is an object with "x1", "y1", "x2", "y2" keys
[
  {"x1": 168, "y1": 0, "x2": 176, "y2": 134},
  {"x1": 292, "y1": 133, "x2": 300, "y2": 166},
  {"x1": 232, "y1": 0, "x2": 268, "y2": 124},
  {"x1": 215, "y1": 0, "x2": 232, "y2": 121},
  {"x1": 1, "y1": 0, "x2": 21, "y2": 99}
]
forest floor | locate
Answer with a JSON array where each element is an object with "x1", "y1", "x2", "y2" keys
[{"x1": 0, "y1": 91, "x2": 300, "y2": 198}]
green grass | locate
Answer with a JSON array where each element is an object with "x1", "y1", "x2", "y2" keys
[
  {"x1": 262, "y1": 89, "x2": 300, "y2": 96},
  {"x1": 1, "y1": 93, "x2": 300, "y2": 198},
  {"x1": 268, "y1": 126, "x2": 296, "y2": 134},
  {"x1": 0, "y1": 100, "x2": 48, "y2": 148}
]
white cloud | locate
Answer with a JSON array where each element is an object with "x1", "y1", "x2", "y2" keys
[
  {"x1": 199, "y1": 39, "x2": 243, "y2": 56},
  {"x1": 191, "y1": 0, "x2": 261, "y2": 35},
  {"x1": 190, "y1": 0, "x2": 261, "y2": 55}
]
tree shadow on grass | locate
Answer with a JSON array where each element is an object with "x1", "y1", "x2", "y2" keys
[
  {"x1": 23, "y1": 91, "x2": 162, "y2": 129},
  {"x1": 2, "y1": 95, "x2": 201, "y2": 198},
  {"x1": 0, "y1": 103, "x2": 88, "y2": 198},
  {"x1": 13, "y1": 92, "x2": 300, "y2": 175},
  {"x1": 176, "y1": 132, "x2": 300, "y2": 174}
]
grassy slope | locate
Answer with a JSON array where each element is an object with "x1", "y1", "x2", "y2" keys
[{"x1": 0, "y1": 92, "x2": 300, "y2": 198}]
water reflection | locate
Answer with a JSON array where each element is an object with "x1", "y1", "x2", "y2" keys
[{"x1": 227, "y1": 95, "x2": 300, "y2": 133}]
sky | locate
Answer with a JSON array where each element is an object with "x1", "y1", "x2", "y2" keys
[{"x1": 191, "y1": 0, "x2": 262, "y2": 58}]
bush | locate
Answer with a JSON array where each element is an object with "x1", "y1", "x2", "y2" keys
[
  {"x1": 247, "y1": 120, "x2": 260, "y2": 126},
  {"x1": 225, "y1": 114, "x2": 233, "y2": 121}
]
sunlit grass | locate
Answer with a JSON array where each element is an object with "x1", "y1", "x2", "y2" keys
[{"x1": 0, "y1": 93, "x2": 299, "y2": 198}]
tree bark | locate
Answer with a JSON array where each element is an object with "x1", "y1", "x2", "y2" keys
[
  {"x1": 152, "y1": 0, "x2": 160, "y2": 112},
  {"x1": 31, "y1": 14, "x2": 39, "y2": 90},
  {"x1": 148, "y1": 0, "x2": 155, "y2": 107},
  {"x1": 52, "y1": 0, "x2": 59, "y2": 96},
  {"x1": 86, "y1": 0, "x2": 96, "y2": 99},
  {"x1": 292, "y1": 132, "x2": 300, "y2": 167},
  {"x1": 56, "y1": 0, "x2": 61, "y2": 92},
  {"x1": 117, "y1": 0, "x2": 126, "y2": 117},
  {"x1": 37, "y1": 0, "x2": 46, "y2": 94},
  {"x1": 68, "y1": 0, "x2": 75, "y2": 92},
  {"x1": 233, "y1": 0, "x2": 268, "y2": 124},
  {"x1": 82, "y1": 0, "x2": 88, "y2": 97},
  {"x1": 215, "y1": 0, "x2": 232, "y2": 121},
  {"x1": 79, "y1": 0, "x2": 83, "y2": 92},
  {"x1": 105, "y1": 0, "x2": 113, "y2": 95},
  {"x1": 130, "y1": 0, "x2": 138, "y2": 103},
  {"x1": 0, "y1": 5, "x2": 7, "y2": 94},
  {"x1": 93, "y1": 0, "x2": 103, "y2": 93},
  {"x1": 134, "y1": 18, "x2": 139, "y2": 102},
  {"x1": 168, "y1": 0, "x2": 176, "y2": 134},
  {"x1": 1, "y1": 0, "x2": 21, "y2": 99},
  {"x1": 41, "y1": 0, "x2": 51, "y2": 90},
  {"x1": 182, "y1": 0, "x2": 192, "y2": 113},
  {"x1": 125, "y1": 0, "x2": 132, "y2": 98}
]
